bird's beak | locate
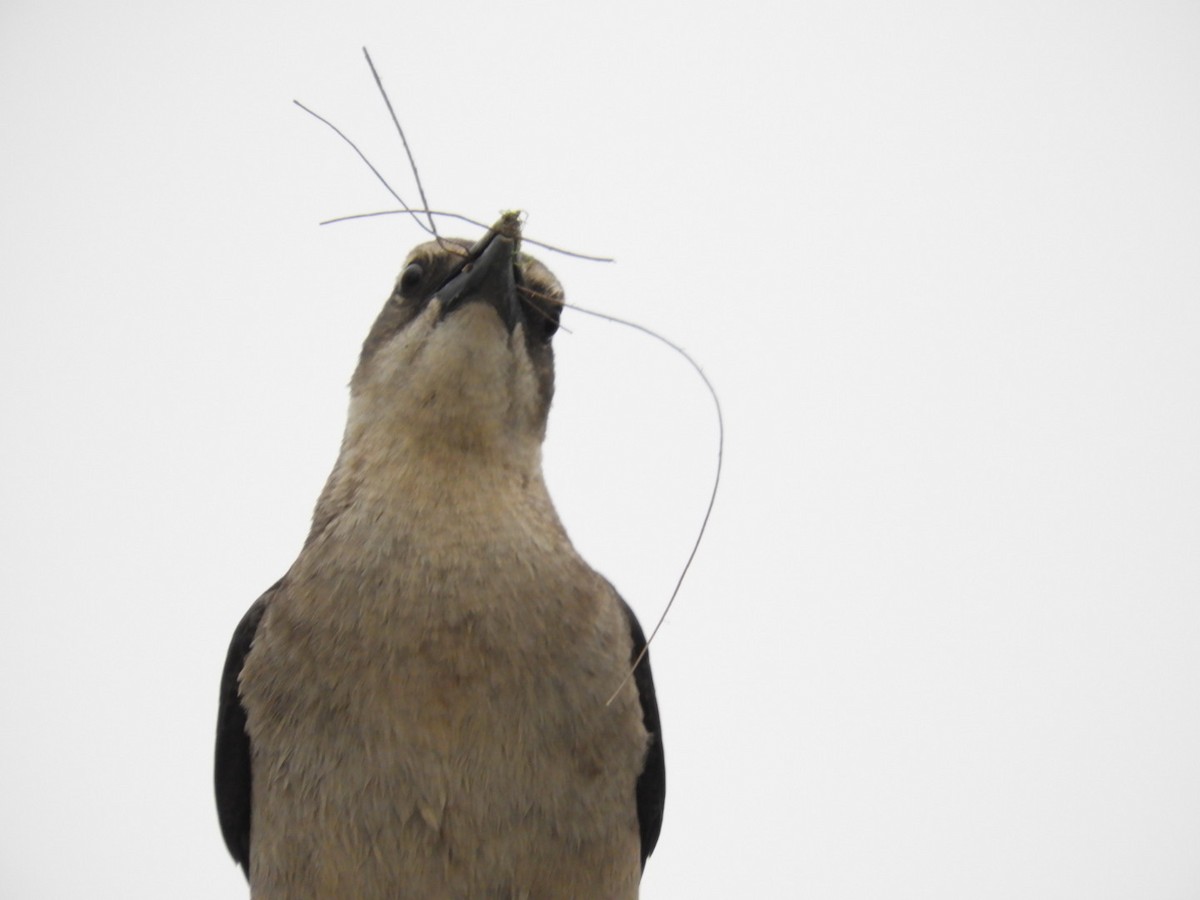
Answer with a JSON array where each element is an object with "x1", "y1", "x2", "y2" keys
[{"x1": 435, "y1": 220, "x2": 522, "y2": 333}]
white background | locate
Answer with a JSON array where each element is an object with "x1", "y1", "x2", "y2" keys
[{"x1": 2, "y1": 2, "x2": 1198, "y2": 897}]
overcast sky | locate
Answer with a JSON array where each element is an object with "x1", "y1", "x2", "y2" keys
[{"x1": 2, "y1": 2, "x2": 1198, "y2": 898}]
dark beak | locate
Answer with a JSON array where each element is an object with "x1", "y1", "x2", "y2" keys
[{"x1": 435, "y1": 216, "x2": 522, "y2": 333}]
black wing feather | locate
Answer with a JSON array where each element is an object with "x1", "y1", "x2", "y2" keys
[
  {"x1": 214, "y1": 584, "x2": 275, "y2": 878},
  {"x1": 620, "y1": 598, "x2": 666, "y2": 870}
]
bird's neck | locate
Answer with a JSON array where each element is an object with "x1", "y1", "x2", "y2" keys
[{"x1": 302, "y1": 414, "x2": 570, "y2": 566}]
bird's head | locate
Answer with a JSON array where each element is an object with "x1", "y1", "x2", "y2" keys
[{"x1": 347, "y1": 213, "x2": 564, "y2": 464}]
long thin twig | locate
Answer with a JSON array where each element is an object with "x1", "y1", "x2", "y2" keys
[
  {"x1": 292, "y1": 100, "x2": 434, "y2": 237},
  {"x1": 319, "y1": 209, "x2": 615, "y2": 263},
  {"x1": 297, "y1": 53, "x2": 614, "y2": 262},
  {"x1": 361, "y1": 47, "x2": 438, "y2": 240},
  {"x1": 552, "y1": 301, "x2": 724, "y2": 706}
]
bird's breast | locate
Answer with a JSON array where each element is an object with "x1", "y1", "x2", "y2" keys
[{"x1": 239, "y1": 501, "x2": 647, "y2": 898}]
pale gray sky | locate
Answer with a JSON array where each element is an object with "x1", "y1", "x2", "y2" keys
[{"x1": 2, "y1": 1, "x2": 1198, "y2": 897}]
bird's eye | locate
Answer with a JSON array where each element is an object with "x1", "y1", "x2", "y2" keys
[
  {"x1": 522, "y1": 290, "x2": 561, "y2": 342},
  {"x1": 398, "y1": 263, "x2": 424, "y2": 295},
  {"x1": 535, "y1": 303, "x2": 561, "y2": 341}
]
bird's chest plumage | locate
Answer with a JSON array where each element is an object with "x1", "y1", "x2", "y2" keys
[{"x1": 238, "y1": 499, "x2": 647, "y2": 899}]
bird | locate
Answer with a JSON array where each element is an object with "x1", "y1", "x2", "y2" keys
[{"x1": 214, "y1": 212, "x2": 665, "y2": 899}]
